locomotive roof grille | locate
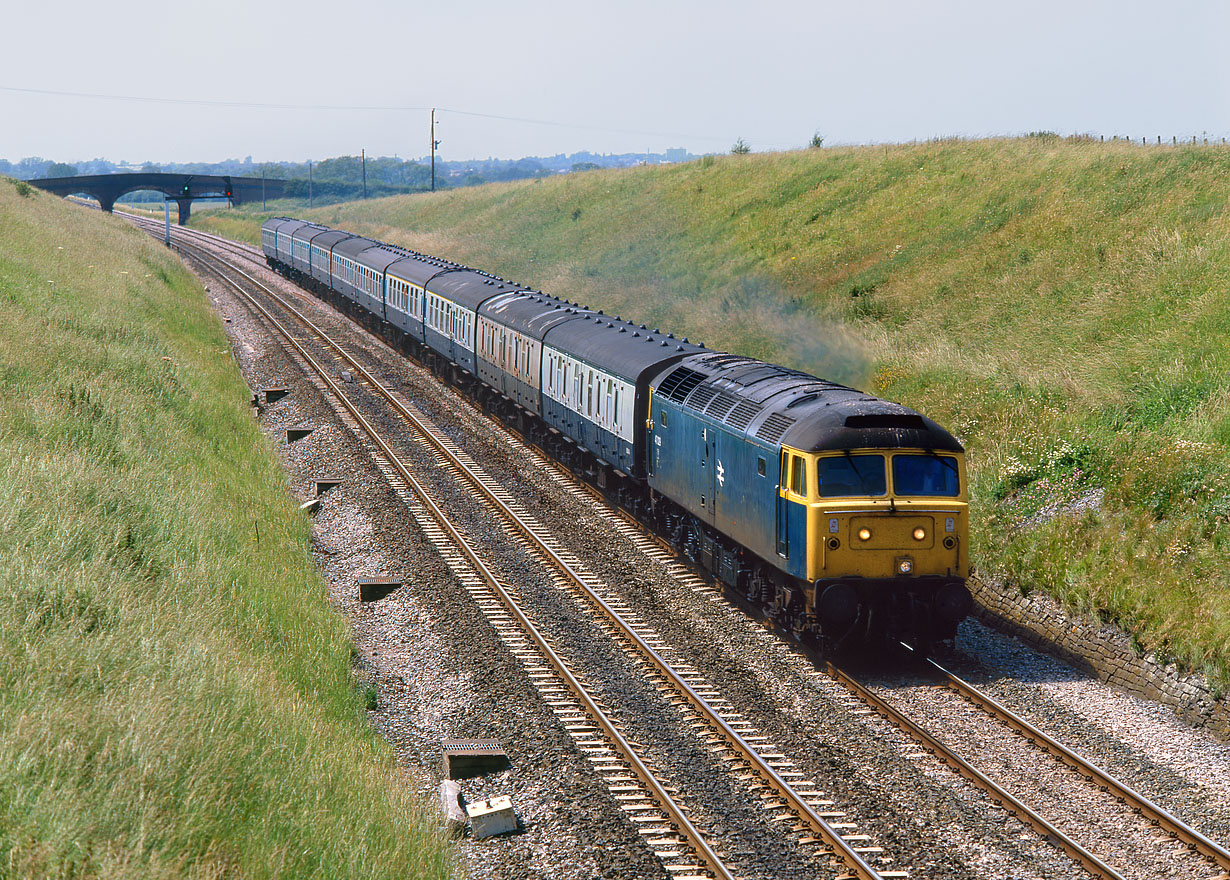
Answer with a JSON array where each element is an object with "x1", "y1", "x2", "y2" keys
[
  {"x1": 726, "y1": 399, "x2": 762, "y2": 431},
  {"x1": 755, "y1": 412, "x2": 797, "y2": 445},
  {"x1": 658, "y1": 366, "x2": 706, "y2": 402},
  {"x1": 703, "y1": 391, "x2": 739, "y2": 420},
  {"x1": 685, "y1": 385, "x2": 719, "y2": 411}
]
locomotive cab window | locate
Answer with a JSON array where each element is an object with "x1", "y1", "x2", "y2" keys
[
  {"x1": 816, "y1": 454, "x2": 887, "y2": 497},
  {"x1": 892, "y1": 454, "x2": 960, "y2": 497},
  {"x1": 790, "y1": 455, "x2": 807, "y2": 496},
  {"x1": 757, "y1": 456, "x2": 766, "y2": 477}
]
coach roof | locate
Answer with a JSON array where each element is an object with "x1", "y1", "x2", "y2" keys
[
  {"x1": 425, "y1": 267, "x2": 528, "y2": 311},
  {"x1": 545, "y1": 312, "x2": 706, "y2": 383},
  {"x1": 479, "y1": 291, "x2": 594, "y2": 340}
]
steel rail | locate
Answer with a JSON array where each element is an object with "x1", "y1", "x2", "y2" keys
[
  {"x1": 911, "y1": 648, "x2": 1230, "y2": 870},
  {"x1": 174, "y1": 234, "x2": 885, "y2": 880},
  {"x1": 826, "y1": 662, "x2": 1128, "y2": 880},
  {"x1": 178, "y1": 241, "x2": 735, "y2": 880}
]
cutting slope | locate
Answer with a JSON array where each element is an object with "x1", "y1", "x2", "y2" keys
[{"x1": 0, "y1": 179, "x2": 455, "y2": 879}]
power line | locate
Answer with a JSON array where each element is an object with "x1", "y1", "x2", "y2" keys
[
  {"x1": 0, "y1": 84, "x2": 732, "y2": 143},
  {"x1": 0, "y1": 84, "x2": 427, "y2": 111}
]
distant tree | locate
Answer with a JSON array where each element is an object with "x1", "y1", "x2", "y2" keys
[
  {"x1": 17, "y1": 157, "x2": 51, "y2": 179},
  {"x1": 809, "y1": 131, "x2": 824, "y2": 149},
  {"x1": 45, "y1": 162, "x2": 78, "y2": 178},
  {"x1": 571, "y1": 162, "x2": 600, "y2": 172},
  {"x1": 315, "y1": 156, "x2": 364, "y2": 183},
  {"x1": 731, "y1": 138, "x2": 751, "y2": 155},
  {"x1": 141, "y1": 162, "x2": 162, "y2": 174}
]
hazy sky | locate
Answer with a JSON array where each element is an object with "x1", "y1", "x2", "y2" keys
[{"x1": 3, "y1": 0, "x2": 1227, "y2": 164}]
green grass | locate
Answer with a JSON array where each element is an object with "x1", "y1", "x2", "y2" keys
[
  {"x1": 0, "y1": 178, "x2": 457, "y2": 879},
  {"x1": 194, "y1": 137, "x2": 1230, "y2": 692}
]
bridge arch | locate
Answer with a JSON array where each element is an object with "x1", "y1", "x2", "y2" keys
[{"x1": 29, "y1": 173, "x2": 284, "y2": 224}]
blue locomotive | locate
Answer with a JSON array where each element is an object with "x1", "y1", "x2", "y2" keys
[{"x1": 262, "y1": 217, "x2": 971, "y2": 648}]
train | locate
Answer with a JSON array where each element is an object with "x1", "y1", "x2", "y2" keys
[{"x1": 261, "y1": 217, "x2": 971, "y2": 650}]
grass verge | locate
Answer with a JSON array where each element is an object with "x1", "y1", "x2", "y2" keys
[{"x1": 0, "y1": 178, "x2": 457, "y2": 879}]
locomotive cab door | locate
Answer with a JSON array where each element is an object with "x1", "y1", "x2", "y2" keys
[
  {"x1": 698, "y1": 427, "x2": 717, "y2": 524},
  {"x1": 776, "y1": 453, "x2": 789, "y2": 557}
]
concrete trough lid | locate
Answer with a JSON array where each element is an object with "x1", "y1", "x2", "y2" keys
[
  {"x1": 466, "y1": 795, "x2": 517, "y2": 839},
  {"x1": 358, "y1": 578, "x2": 401, "y2": 603},
  {"x1": 442, "y1": 738, "x2": 508, "y2": 779},
  {"x1": 286, "y1": 427, "x2": 313, "y2": 443},
  {"x1": 262, "y1": 387, "x2": 288, "y2": 404}
]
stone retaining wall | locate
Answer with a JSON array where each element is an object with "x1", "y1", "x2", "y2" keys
[{"x1": 968, "y1": 574, "x2": 1230, "y2": 741}]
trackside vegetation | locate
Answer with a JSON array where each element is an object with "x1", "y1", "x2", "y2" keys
[
  {"x1": 195, "y1": 136, "x2": 1230, "y2": 692},
  {"x1": 0, "y1": 179, "x2": 456, "y2": 879}
]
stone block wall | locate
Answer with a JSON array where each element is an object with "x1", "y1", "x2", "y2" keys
[{"x1": 968, "y1": 574, "x2": 1229, "y2": 741}]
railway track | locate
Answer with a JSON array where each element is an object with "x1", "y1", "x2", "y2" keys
[
  {"x1": 157, "y1": 229, "x2": 899, "y2": 879},
  {"x1": 829, "y1": 649, "x2": 1230, "y2": 880},
  {"x1": 131, "y1": 214, "x2": 1230, "y2": 880}
]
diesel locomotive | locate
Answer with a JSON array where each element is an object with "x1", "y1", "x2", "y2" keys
[{"x1": 262, "y1": 217, "x2": 971, "y2": 649}]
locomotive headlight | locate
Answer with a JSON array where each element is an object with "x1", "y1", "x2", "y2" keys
[
  {"x1": 857, "y1": 527, "x2": 872, "y2": 541},
  {"x1": 912, "y1": 527, "x2": 927, "y2": 541},
  {"x1": 897, "y1": 557, "x2": 914, "y2": 575}
]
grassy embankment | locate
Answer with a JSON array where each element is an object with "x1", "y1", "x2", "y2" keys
[
  {"x1": 194, "y1": 137, "x2": 1230, "y2": 692},
  {"x1": 0, "y1": 180, "x2": 456, "y2": 878}
]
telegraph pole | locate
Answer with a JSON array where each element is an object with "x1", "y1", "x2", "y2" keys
[
  {"x1": 308, "y1": 160, "x2": 313, "y2": 207},
  {"x1": 431, "y1": 108, "x2": 440, "y2": 192},
  {"x1": 361, "y1": 148, "x2": 367, "y2": 199}
]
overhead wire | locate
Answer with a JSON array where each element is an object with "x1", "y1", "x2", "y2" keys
[{"x1": 0, "y1": 84, "x2": 740, "y2": 145}]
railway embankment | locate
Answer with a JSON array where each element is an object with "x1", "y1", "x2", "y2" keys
[
  {"x1": 193, "y1": 135, "x2": 1230, "y2": 712},
  {"x1": 0, "y1": 180, "x2": 456, "y2": 878}
]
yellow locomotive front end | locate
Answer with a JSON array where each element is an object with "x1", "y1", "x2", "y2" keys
[{"x1": 782, "y1": 445, "x2": 971, "y2": 646}]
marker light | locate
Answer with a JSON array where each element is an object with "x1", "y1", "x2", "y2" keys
[
  {"x1": 897, "y1": 558, "x2": 913, "y2": 575},
  {"x1": 913, "y1": 527, "x2": 927, "y2": 541},
  {"x1": 858, "y1": 528, "x2": 872, "y2": 541}
]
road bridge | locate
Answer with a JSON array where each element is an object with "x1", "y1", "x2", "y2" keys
[{"x1": 28, "y1": 173, "x2": 286, "y2": 224}]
